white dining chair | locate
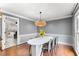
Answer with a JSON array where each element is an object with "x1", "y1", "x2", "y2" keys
[
  {"x1": 42, "y1": 37, "x2": 56, "y2": 56},
  {"x1": 51, "y1": 37, "x2": 58, "y2": 55}
]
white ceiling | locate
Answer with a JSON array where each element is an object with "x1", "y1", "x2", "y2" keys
[{"x1": 0, "y1": 3, "x2": 77, "y2": 21}]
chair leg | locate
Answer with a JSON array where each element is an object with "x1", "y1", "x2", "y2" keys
[
  {"x1": 54, "y1": 46, "x2": 56, "y2": 55},
  {"x1": 54, "y1": 38, "x2": 58, "y2": 56},
  {"x1": 29, "y1": 45, "x2": 32, "y2": 56},
  {"x1": 52, "y1": 38, "x2": 57, "y2": 56},
  {"x1": 40, "y1": 51, "x2": 43, "y2": 56},
  {"x1": 48, "y1": 50, "x2": 51, "y2": 56},
  {"x1": 48, "y1": 42, "x2": 51, "y2": 56}
]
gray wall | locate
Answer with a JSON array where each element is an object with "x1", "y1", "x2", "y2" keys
[
  {"x1": 19, "y1": 19, "x2": 37, "y2": 35},
  {"x1": 45, "y1": 17, "x2": 72, "y2": 35}
]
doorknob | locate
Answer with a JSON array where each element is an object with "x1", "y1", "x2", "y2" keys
[{"x1": 16, "y1": 22, "x2": 17, "y2": 24}]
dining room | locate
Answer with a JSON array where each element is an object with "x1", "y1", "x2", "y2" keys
[{"x1": 0, "y1": 3, "x2": 79, "y2": 56}]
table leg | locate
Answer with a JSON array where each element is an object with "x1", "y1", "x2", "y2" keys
[{"x1": 31, "y1": 45, "x2": 42, "y2": 56}]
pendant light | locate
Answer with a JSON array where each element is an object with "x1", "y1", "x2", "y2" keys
[{"x1": 35, "y1": 12, "x2": 46, "y2": 27}]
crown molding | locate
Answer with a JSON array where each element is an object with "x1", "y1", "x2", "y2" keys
[
  {"x1": 0, "y1": 8, "x2": 73, "y2": 22},
  {"x1": 45, "y1": 15, "x2": 72, "y2": 21},
  {"x1": 0, "y1": 8, "x2": 35, "y2": 21}
]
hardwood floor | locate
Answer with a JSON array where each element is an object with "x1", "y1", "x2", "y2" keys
[
  {"x1": 17, "y1": 43, "x2": 31, "y2": 56},
  {"x1": 0, "y1": 43, "x2": 77, "y2": 56},
  {"x1": 0, "y1": 43, "x2": 31, "y2": 56},
  {"x1": 43, "y1": 44, "x2": 77, "y2": 56}
]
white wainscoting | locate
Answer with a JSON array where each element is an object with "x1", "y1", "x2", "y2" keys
[
  {"x1": 19, "y1": 33, "x2": 73, "y2": 46},
  {"x1": 18, "y1": 33, "x2": 38, "y2": 45},
  {"x1": 46, "y1": 33, "x2": 73, "y2": 46}
]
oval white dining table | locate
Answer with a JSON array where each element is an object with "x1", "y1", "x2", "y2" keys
[{"x1": 27, "y1": 36, "x2": 54, "y2": 56}]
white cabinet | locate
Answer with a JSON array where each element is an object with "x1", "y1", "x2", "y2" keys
[{"x1": 1, "y1": 15, "x2": 19, "y2": 50}]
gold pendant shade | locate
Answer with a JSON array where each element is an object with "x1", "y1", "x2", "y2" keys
[
  {"x1": 35, "y1": 12, "x2": 47, "y2": 27},
  {"x1": 35, "y1": 20, "x2": 46, "y2": 27}
]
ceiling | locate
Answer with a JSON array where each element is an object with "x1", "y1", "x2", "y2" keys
[{"x1": 0, "y1": 3, "x2": 77, "y2": 21}]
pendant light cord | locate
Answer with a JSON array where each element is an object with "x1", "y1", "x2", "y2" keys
[{"x1": 40, "y1": 12, "x2": 42, "y2": 21}]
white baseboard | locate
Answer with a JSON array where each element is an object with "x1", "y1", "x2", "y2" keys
[{"x1": 58, "y1": 42, "x2": 72, "y2": 46}]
